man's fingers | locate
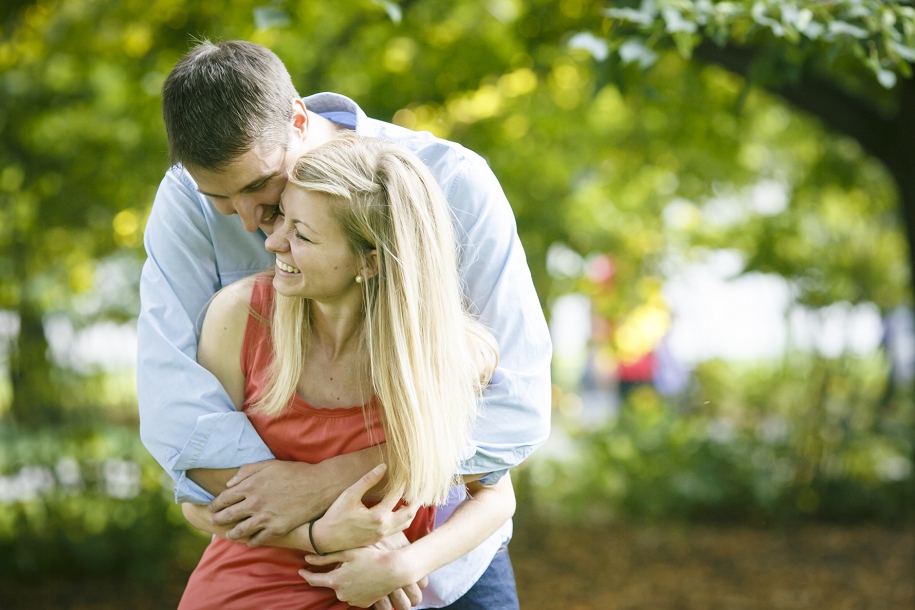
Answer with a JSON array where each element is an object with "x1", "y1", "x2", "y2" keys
[
  {"x1": 226, "y1": 517, "x2": 264, "y2": 541},
  {"x1": 341, "y1": 463, "x2": 388, "y2": 504},
  {"x1": 245, "y1": 527, "x2": 277, "y2": 547},
  {"x1": 402, "y1": 583, "x2": 424, "y2": 607},
  {"x1": 418, "y1": 576, "x2": 429, "y2": 589},
  {"x1": 208, "y1": 485, "x2": 247, "y2": 514},
  {"x1": 210, "y1": 499, "x2": 255, "y2": 526},
  {"x1": 226, "y1": 459, "x2": 273, "y2": 488},
  {"x1": 387, "y1": 589, "x2": 412, "y2": 610}
]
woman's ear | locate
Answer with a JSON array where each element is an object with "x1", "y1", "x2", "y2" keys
[{"x1": 362, "y1": 250, "x2": 379, "y2": 280}]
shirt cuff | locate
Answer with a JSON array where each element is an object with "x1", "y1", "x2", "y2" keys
[
  {"x1": 477, "y1": 469, "x2": 509, "y2": 486},
  {"x1": 457, "y1": 444, "x2": 535, "y2": 477},
  {"x1": 170, "y1": 411, "x2": 275, "y2": 504},
  {"x1": 174, "y1": 470, "x2": 216, "y2": 505},
  {"x1": 172, "y1": 411, "x2": 275, "y2": 471}
]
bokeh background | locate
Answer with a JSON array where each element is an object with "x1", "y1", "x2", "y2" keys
[{"x1": 1, "y1": 1, "x2": 913, "y2": 608}]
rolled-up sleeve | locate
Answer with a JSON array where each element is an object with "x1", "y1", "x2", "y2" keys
[{"x1": 137, "y1": 169, "x2": 274, "y2": 504}]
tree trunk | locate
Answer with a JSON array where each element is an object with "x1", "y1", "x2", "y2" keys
[{"x1": 8, "y1": 235, "x2": 60, "y2": 428}]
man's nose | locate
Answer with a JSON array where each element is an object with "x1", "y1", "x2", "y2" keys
[
  {"x1": 235, "y1": 196, "x2": 266, "y2": 232},
  {"x1": 263, "y1": 212, "x2": 283, "y2": 236}
]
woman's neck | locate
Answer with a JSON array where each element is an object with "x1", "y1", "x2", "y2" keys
[{"x1": 308, "y1": 297, "x2": 364, "y2": 361}]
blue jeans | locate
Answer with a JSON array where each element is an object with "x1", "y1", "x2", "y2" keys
[{"x1": 439, "y1": 547, "x2": 519, "y2": 610}]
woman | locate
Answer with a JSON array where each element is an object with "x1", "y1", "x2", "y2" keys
[{"x1": 178, "y1": 133, "x2": 516, "y2": 609}]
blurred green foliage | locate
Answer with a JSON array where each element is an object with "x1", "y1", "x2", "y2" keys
[
  {"x1": 2, "y1": 0, "x2": 912, "y2": 422},
  {"x1": 0, "y1": 0, "x2": 912, "y2": 587},
  {"x1": 0, "y1": 425, "x2": 207, "y2": 582},
  {"x1": 524, "y1": 354, "x2": 912, "y2": 525}
]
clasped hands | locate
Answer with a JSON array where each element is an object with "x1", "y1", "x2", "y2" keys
[{"x1": 206, "y1": 460, "x2": 428, "y2": 609}]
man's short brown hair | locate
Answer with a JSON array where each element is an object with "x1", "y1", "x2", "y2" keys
[{"x1": 162, "y1": 40, "x2": 299, "y2": 172}]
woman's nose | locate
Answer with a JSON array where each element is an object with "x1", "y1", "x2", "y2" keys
[{"x1": 265, "y1": 228, "x2": 289, "y2": 253}]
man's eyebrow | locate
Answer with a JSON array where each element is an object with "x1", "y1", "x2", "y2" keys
[
  {"x1": 197, "y1": 171, "x2": 281, "y2": 198},
  {"x1": 238, "y1": 172, "x2": 277, "y2": 192}
]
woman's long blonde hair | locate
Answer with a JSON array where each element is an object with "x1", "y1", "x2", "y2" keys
[{"x1": 254, "y1": 133, "x2": 487, "y2": 506}]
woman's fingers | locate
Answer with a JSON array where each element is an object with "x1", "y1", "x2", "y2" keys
[
  {"x1": 386, "y1": 589, "x2": 414, "y2": 610},
  {"x1": 375, "y1": 483, "x2": 406, "y2": 513},
  {"x1": 304, "y1": 550, "x2": 349, "y2": 565},
  {"x1": 340, "y1": 463, "x2": 388, "y2": 504},
  {"x1": 401, "y1": 583, "x2": 424, "y2": 607},
  {"x1": 372, "y1": 597, "x2": 394, "y2": 610},
  {"x1": 298, "y1": 568, "x2": 332, "y2": 588},
  {"x1": 383, "y1": 504, "x2": 418, "y2": 536}
]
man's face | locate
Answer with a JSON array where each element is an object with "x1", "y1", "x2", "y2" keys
[{"x1": 188, "y1": 143, "x2": 298, "y2": 234}]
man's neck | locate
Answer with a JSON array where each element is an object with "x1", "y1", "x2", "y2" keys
[{"x1": 304, "y1": 110, "x2": 345, "y2": 152}]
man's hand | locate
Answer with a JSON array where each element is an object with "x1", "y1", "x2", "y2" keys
[
  {"x1": 299, "y1": 532, "x2": 428, "y2": 610},
  {"x1": 208, "y1": 459, "x2": 338, "y2": 546}
]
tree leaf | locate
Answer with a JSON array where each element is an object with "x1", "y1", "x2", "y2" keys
[
  {"x1": 253, "y1": 6, "x2": 290, "y2": 29},
  {"x1": 619, "y1": 39, "x2": 659, "y2": 68}
]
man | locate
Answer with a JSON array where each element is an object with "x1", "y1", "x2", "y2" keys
[{"x1": 138, "y1": 40, "x2": 551, "y2": 608}]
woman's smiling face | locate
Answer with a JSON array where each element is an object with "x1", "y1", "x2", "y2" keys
[{"x1": 265, "y1": 187, "x2": 366, "y2": 303}]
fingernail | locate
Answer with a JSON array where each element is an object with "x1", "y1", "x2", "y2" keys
[{"x1": 374, "y1": 463, "x2": 387, "y2": 474}]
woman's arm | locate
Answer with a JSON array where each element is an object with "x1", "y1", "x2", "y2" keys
[
  {"x1": 183, "y1": 460, "x2": 418, "y2": 554},
  {"x1": 299, "y1": 473, "x2": 516, "y2": 608}
]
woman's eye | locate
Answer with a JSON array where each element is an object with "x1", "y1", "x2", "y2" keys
[{"x1": 295, "y1": 231, "x2": 311, "y2": 243}]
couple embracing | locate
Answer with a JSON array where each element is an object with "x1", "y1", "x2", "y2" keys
[{"x1": 138, "y1": 40, "x2": 551, "y2": 609}]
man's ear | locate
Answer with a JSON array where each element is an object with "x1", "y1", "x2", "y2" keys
[
  {"x1": 363, "y1": 250, "x2": 379, "y2": 281},
  {"x1": 290, "y1": 98, "x2": 308, "y2": 144}
]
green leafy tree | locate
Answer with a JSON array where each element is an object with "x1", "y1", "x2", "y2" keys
[
  {"x1": 599, "y1": 0, "x2": 915, "y2": 301},
  {"x1": 2, "y1": 0, "x2": 911, "y2": 429}
]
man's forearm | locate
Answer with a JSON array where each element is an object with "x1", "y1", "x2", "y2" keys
[
  {"x1": 205, "y1": 445, "x2": 388, "y2": 543},
  {"x1": 187, "y1": 467, "x2": 239, "y2": 497}
]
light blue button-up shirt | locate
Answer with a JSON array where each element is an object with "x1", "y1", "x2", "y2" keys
[{"x1": 137, "y1": 92, "x2": 551, "y2": 605}]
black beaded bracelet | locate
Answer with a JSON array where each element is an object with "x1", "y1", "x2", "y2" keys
[{"x1": 308, "y1": 516, "x2": 328, "y2": 557}]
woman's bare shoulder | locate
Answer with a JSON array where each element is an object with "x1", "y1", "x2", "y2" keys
[
  {"x1": 205, "y1": 276, "x2": 259, "y2": 327},
  {"x1": 198, "y1": 276, "x2": 263, "y2": 410}
]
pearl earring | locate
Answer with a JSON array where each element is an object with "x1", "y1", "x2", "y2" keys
[{"x1": 355, "y1": 275, "x2": 363, "y2": 284}]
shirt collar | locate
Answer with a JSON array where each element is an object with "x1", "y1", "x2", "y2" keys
[{"x1": 299, "y1": 92, "x2": 379, "y2": 137}]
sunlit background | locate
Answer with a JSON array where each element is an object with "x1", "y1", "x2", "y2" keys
[{"x1": 1, "y1": 1, "x2": 913, "y2": 608}]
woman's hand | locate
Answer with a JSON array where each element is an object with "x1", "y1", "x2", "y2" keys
[
  {"x1": 310, "y1": 463, "x2": 419, "y2": 554},
  {"x1": 299, "y1": 532, "x2": 428, "y2": 609}
]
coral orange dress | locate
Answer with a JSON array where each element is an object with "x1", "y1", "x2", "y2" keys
[{"x1": 178, "y1": 277, "x2": 435, "y2": 610}]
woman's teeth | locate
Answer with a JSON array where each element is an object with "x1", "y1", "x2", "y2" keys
[{"x1": 276, "y1": 259, "x2": 301, "y2": 274}]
